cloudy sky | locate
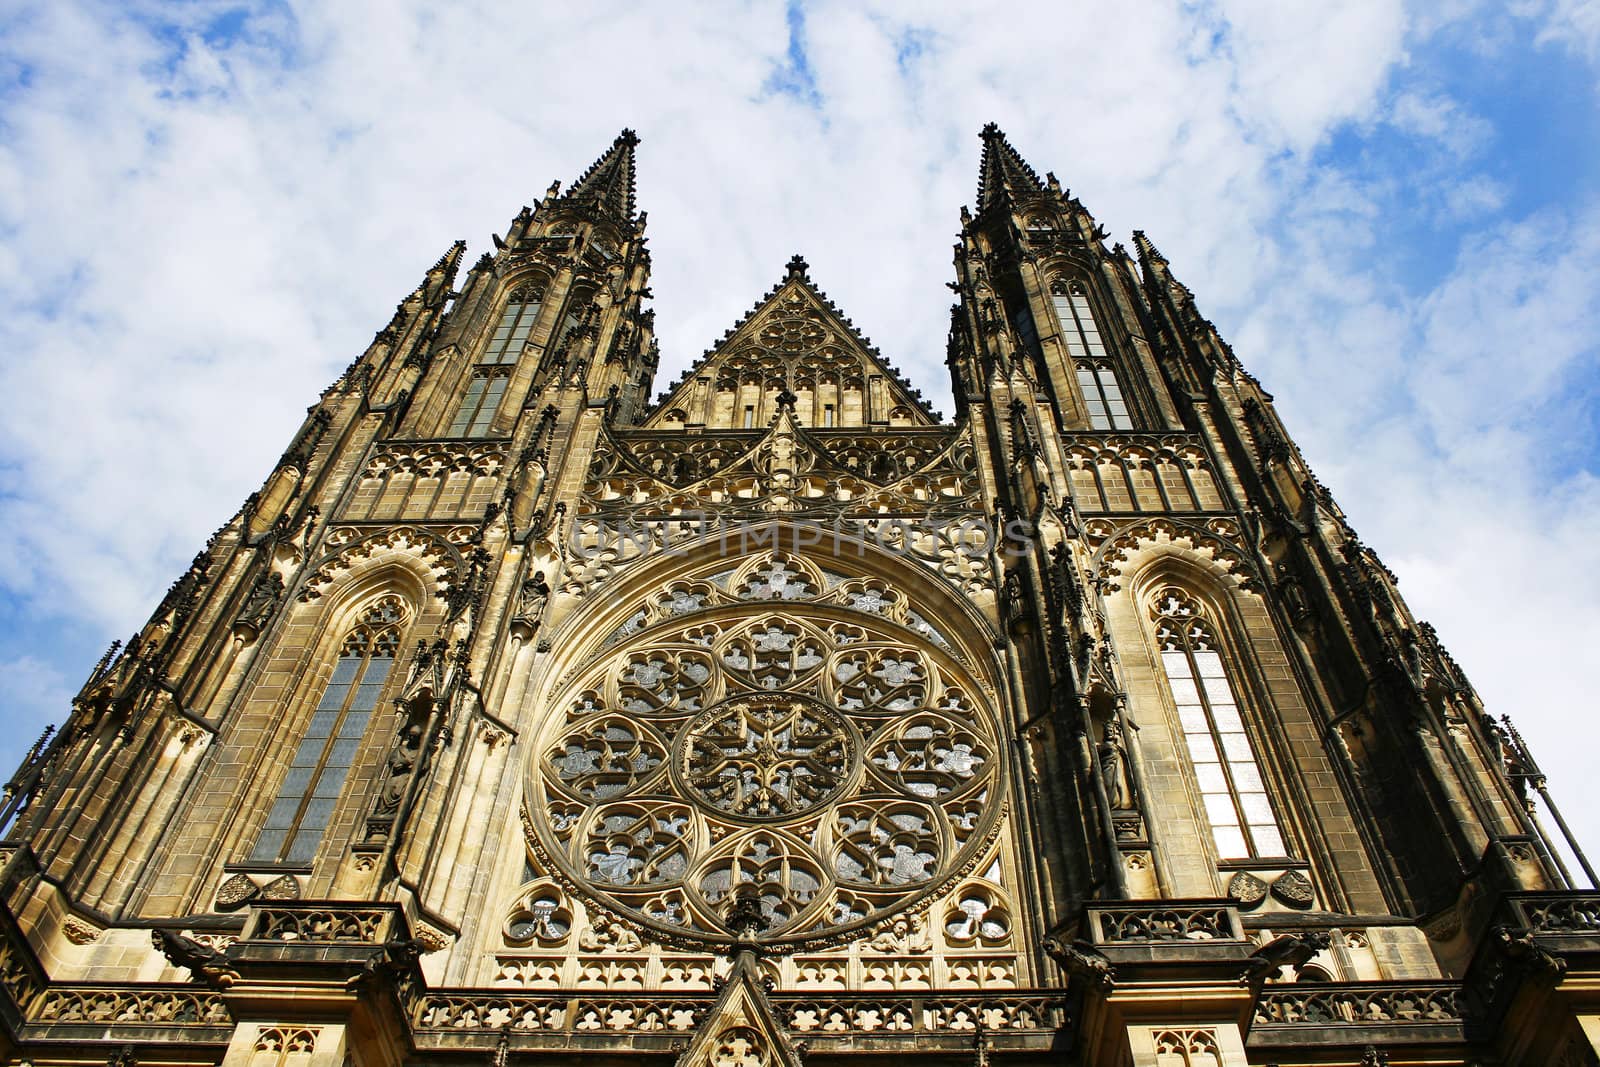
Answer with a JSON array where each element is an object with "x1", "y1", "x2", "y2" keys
[{"x1": 2, "y1": 1, "x2": 1598, "y2": 872}]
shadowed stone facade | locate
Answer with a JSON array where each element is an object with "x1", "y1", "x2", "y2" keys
[{"x1": 0, "y1": 127, "x2": 1596, "y2": 1066}]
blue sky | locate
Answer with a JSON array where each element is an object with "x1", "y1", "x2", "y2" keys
[{"x1": 1, "y1": 0, "x2": 1598, "y2": 863}]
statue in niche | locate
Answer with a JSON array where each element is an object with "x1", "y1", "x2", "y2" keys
[
  {"x1": 1098, "y1": 719, "x2": 1134, "y2": 810},
  {"x1": 372, "y1": 723, "x2": 425, "y2": 820},
  {"x1": 514, "y1": 572, "x2": 551, "y2": 633},
  {"x1": 233, "y1": 570, "x2": 285, "y2": 640}
]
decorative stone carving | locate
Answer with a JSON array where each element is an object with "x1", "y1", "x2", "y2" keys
[
  {"x1": 1271, "y1": 870, "x2": 1315, "y2": 910},
  {"x1": 1228, "y1": 871, "x2": 1269, "y2": 909},
  {"x1": 527, "y1": 579, "x2": 1004, "y2": 951},
  {"x1": 31, "y1": 987, "x2": 231, "y2": 1026},
  {"x1": 61, "y1": 918, "x2": 102, "y2": 945},
  {"x1": 259, "y1": 874, "x2": 300, "y2": 900}
]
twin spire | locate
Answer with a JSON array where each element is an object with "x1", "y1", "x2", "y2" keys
[{"x1": 555, "y1": 123, "x2": 1049, "y2": 225}]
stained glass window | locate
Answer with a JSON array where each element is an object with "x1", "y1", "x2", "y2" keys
[
  {"x1": 1053, "y1": 283, "x2": 1132, "y2": 430},
  {"x1": 479, "y1": 290, "x2": 543, "y2": 365},
  {"x1": 250, "y1": 598, "x2": 405, "y2": 864},
  {"x1": 1153, "y1": 589, "x2": 1286, "y2": 859},
  {"x1": 449, "y1": 367, "x2": 512, "y2": 437}
]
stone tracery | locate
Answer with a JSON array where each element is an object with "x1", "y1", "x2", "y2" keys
[{"x1": 527, "y1": 550, "x2": 1004, "y2": 949}]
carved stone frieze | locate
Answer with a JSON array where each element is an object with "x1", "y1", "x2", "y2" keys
[{"x1": 298, "y1": 524, "x2": 464, "y2": 603}]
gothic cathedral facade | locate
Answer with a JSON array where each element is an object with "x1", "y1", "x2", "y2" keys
[{"x1": 1, "y1": 128, "x2": 1596, "y2": 1067}]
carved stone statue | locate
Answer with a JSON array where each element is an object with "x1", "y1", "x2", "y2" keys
[
  {"x1": 232, "y1": 570, "x2": 284, "y2": 641},
  {"x1": 1098, "y1": 719, "x2": 1134, "y2": 810},
  {"x1": 514, "y1": 572, "x2": 551, "y2": 633},
  {"x1": 373, "y1": 723, "x2": 424, "y2": 820}
]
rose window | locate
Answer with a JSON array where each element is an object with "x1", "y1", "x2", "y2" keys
[
  {"x1": 526, "y1": 553, "x2": 1003, "y2": 949},
  {"x1": 678, "y1": 694, "x2": 854, "y2": 819}
]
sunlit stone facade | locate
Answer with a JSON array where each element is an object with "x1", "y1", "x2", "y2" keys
[{"x1": 1, "y1": 128, "x2": 1595, "y2": 1066}]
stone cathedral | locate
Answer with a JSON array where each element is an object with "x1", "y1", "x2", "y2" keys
[{"x1": 1, "y1": 127, "x2": 1596, "y2": 1067}]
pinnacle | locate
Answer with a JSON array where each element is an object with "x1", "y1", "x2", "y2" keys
[
  {"x1": 430, "y1": 240, "x2": 467, "y2": 273},
  {"x1": 976, "y1": 123, "x2": 1045, "y2": 211},
  {"x1": 785, "y1": 253, "x2": 810, "y2": 279},
  {"x1": 1132, "y1": 230, "x2": 1165, "y2": 260},
  {"x1": 563, "y1": 128, "x2": 640, "y2": 220}
]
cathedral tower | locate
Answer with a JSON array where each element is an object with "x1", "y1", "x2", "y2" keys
[{"x1": 0, "y1": 128, "x2": 1595, "y2": 1067}]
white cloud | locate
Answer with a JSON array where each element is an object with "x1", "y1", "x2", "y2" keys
[
  {"x1": 1390, "y1": 90, "x2": 1495, "y2": 159},
  {"x1": 1, "y1": 0, "x2": 1598, "y2": 871}
]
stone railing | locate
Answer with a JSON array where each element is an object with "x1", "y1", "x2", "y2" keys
[
  {"x1": 1084, "y1": 901, "x2": 1245, "y2": 944},
  {"x1": 1253, "y1": 983, "x2": 1463, "y2": 1028},
  {"x1": 781, "y1": 994, "x2": 1063, "y2": 1034},
  {"x1": 31, "y1": 985, "x2": 231, "y2": 1027},
  {"x1": 241, "y1": 904, "x2": 403, "y2": 945},
  {"x1": 1507, "y1": 893, "x2": 1600, "y2": 936},
  {"x1": 414, "y1": 990, "x2": 1066, "y2": 1037},
  {"x1": 415, "y1": 993, "x2": 707, "y2": 1033}
]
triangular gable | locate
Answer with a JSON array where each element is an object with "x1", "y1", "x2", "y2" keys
[
  {"x1": 644, "y1": 256, "x2": 941, "y2": 430},
  {"x1": 674, "y1": 948, "x2": 803, "y2": 1067}
]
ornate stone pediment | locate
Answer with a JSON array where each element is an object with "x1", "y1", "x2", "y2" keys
[{"x1": 643, "y1": 259, "x2": 939, "y2": 431}]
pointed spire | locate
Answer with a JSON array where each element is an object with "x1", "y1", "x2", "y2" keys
[
  {"x1": 419, "y1": 239, "x2": 465, "y2": 308},
  {"x1": 562, "y1": 128, "x2": 640, "y2": 220},
  {"x1": 1132, "y1": 230, "x2": 1167, "y2": 266},
  {"x1": 977, "y1": 123, "x2": 1045, "y2": 211},
  {"x1": 429, "y1": 239, "x2": 467, "y2": 276}
]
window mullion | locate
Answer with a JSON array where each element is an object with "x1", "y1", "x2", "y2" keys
[{"x1": 1190, "y1": 640, "x2": 1257, "y2": 855}]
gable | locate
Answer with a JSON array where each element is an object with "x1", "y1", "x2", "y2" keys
[{"x1": 643, "y1": 260, "x2": 940, "y2": 431}]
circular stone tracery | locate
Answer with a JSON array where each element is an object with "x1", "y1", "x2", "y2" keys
[
  {"x1": 526, "y1": 556, "x2": 1004, "y2": 950},
  {"x1": 677, "y1": 694, "x2": 855, "y2": 820}
]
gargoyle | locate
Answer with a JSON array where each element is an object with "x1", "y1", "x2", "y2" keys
[
  {"x1": 346, "y1": 936, "x2": 425, "y2": 992},
  {"x1": 1043, "y1": 935, "x2": 1116, "y2": 991},
  {"x1": 151, "y1": 929, "x2": 239, "y2": 988},
  {"x1": 1492, "y1": 925, "x2": 1566, "y2": 980},
  {"x1": 1243, "y1": 931, "x2": 1332, "y2": 982}
]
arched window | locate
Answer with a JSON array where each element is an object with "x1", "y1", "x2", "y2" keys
[
  {"x1": 1053, "y1": 282, "x2": 1131, "y2": 430},
  {"x1": 249, "y1": 597, "x2": 406, "y2": 864},
  {"x1": 1152, "y1": 588, "x2": 1286, "y2": 859},
  {"x1": 449, "y1": 284, "x2": 542, "y2": 437},
  {"x1": 448, "y1": 368, "x2": 511, "y2": 437},
  {"x1": 479, "y1": 285, "x2": 544, "y2": 366}
]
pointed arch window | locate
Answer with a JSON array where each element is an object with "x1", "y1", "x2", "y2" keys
[
  {"x1": 1053, "y1": 282, "x2": 1131, "y2": 430},
  {"x1": 479, "y1": 284, "x2": 544, "y2": 366},
  {"x1": 449, "y1": 367, "x2": 512, "y2": 437},
  {"x1": 1153, "y1": 589, "x2": 1286, "y2": 859},
  {"x1": 250, "y1": 598, "x2": 406, "y2": 864}
]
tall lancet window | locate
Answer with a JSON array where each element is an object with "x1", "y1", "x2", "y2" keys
[
  {"x1": 1153, "y1": 589, "x2": 1286, "y2": 859},
  {"x1": 480, "y1": 284, "x2": 544, "y2": 365},
  {"x1": 449, "y1": 369, "x2": 511, "y2": 437},
  {"x1": 1052, "y1": 281, "x2": 1131, "y2": 430},
  {"x1": 450, "y1": 284, "x2": 541, "y2": 436},
  {"x1": 250, "y1": 597, "x2": 406, "y2": 864}
]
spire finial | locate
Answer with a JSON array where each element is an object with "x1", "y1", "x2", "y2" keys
[
  {"x1": 785, "y1": 253, "x2": 810, "y2": 279},
  {"x1": 560, "y1": 129, "x2": 641, "y2": 220},
  {"x1": 975, "y1": 124, "x2": 1045, "y2": 211}
]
